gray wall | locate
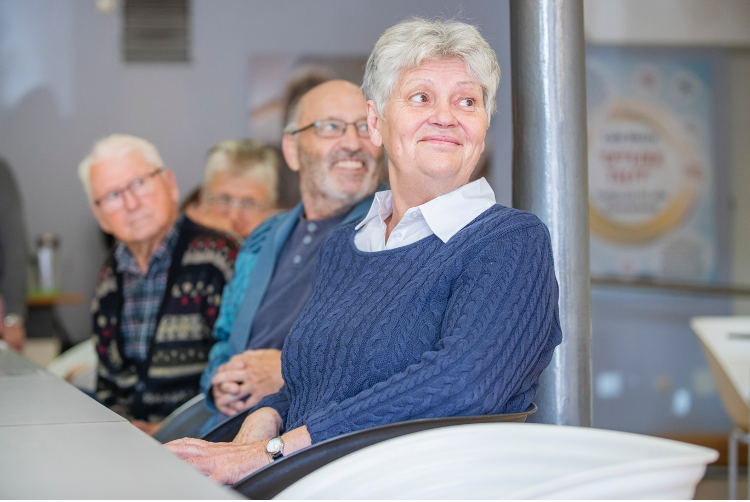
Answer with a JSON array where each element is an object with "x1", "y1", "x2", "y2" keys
[{"x1": 0, "y1": 0, "x2": 512, "y2": 344}]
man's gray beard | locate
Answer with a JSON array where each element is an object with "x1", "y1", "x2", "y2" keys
[{"x1": 298, "y1": 147, "x2": 383, "y2": 208}]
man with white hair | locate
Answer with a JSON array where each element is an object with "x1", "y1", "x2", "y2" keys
[{"x1": 79, "y1": 134, "x2": 240, "y2": 434}]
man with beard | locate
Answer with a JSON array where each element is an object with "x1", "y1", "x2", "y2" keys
[{"x1": 198, "y1": 80, "x2": 385, "y2": 433}]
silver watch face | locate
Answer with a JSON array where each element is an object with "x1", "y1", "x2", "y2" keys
[{"x1": 266, "y1": 437, "x2": 282, "y2": 454}]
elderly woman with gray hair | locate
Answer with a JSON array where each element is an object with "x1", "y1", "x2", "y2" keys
[{"x1": 167, "y1": 17, "x2": 562, "y2": 484}]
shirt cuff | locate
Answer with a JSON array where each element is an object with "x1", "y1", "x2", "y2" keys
[{"x1": 304, "y1": 401, "x2": 352, "y2": 444}]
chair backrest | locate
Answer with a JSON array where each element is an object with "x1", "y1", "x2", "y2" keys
[
  {"x1": 152, "y1": 394, "x2": 213, "y2": 444},
  {"x1": 691, "y1": 317, "x2": 750, "y2": 433},
  {"x1": 230, "y1": 404, "x2": 536, "y2": 499},
  {"x1": 201, "y1": 405, "x2": 251, "y2": 443}
]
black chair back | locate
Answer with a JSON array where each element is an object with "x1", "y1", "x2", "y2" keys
[
  {"x1": 201, "y1": 406, "x2": 253, "y2": 443},
  {"x1": 153, "y1": 394, "x2": 213, "y2": 444},
  {"x1": 230, "y1": 404, "x2": 536, "y2": 499}
]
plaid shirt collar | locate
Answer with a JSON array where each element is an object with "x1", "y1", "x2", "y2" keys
[{"x1": 114, "y1": 215, "x2": 182, "y2": 277}]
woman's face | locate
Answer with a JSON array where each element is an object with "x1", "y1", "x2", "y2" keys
[{"x1": 368, "y1": 58, "x2": 488, "y2": 189}]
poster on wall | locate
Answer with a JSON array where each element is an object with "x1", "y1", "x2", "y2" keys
[{"x1": 586, "y1": 48, "x2": 721, "y2": 283}]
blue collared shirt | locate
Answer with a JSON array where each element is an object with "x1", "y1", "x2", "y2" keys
[{"x1": 246, "y1": 211, "x2": 348, "y2": 350}]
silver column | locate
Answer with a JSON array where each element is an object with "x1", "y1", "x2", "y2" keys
[{"x1": 509, "y1": 0, "x2": 592, "y2": 426}]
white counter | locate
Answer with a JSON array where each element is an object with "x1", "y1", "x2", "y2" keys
[{"x1": 0, "y1": 341, "x2": 241, "y2": 499}]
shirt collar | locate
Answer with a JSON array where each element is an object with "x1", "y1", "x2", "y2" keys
[
  {"x1": 355, "y1": 178, "x2": 496, "y2": 243},
  {"x1": 115, "y1": 215, "x2": 182, "y2": 276}
]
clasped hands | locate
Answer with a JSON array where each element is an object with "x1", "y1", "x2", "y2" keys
[{"x1": 211, "y1": 348, "x2": 283, "y2": 416}]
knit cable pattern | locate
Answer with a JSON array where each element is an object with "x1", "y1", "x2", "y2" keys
[{"x1": 256, "y1": 205, "x2": 562, "y2": 443}]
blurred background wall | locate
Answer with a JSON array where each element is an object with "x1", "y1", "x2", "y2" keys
[{"x1": 583, "y1": 0, "x2": 750, "y2": 438}]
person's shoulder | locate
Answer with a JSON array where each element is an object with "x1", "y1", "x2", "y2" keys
[
  {"x1": 182, "y1": 220, "x2": 240, "y2": 263},
  {"x1": 453, "y1": 205, "x2": 551, "y2": 258},
  {"x1": 452, "y1": 206, "x2": 553, "y2": 272},
  {"x1": 95, "y1": 244, "x2": 119, "y2": 282},
  {"x1": 179, "y1": 218, "x2": 239, "y2": 279},
  {"x1": 472, "y1": 204, "x2": 550, "y2": 239},
  {"x1": 239, "y1": 208, "x2": 296, "y2": 255},
  {"x1": 95, "y1": 262, "x2": 114, "y2": 284},
  {"x1": 93, "y1": 257, "x2": 118, "y2": 302},
  {"x1": 182, "y1": 217, "x2": 241, "y2": 251}
]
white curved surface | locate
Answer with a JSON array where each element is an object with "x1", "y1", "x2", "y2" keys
[
  {"x1": 275, "y1": 423, "x2": 718, "y2": 500},
  {"x1": 47, "y1": 338, "x2": 97, "y2": 392},
  {"x1": 691, "y1": 316, "x2": 750, "y2": 429}
]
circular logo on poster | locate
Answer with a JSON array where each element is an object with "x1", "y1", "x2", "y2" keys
[{"x1": 588, "y1": 99, "x2": 703, "y2": 245}]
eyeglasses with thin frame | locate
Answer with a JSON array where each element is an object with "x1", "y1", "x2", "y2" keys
[
  {"x1": 287, "y1": 119, "x2": 369, "y2": 138},
  {"x1": 205, "y1": 194, "x2": 270, "y2": 214},
  {"x1": 93, "y1": 167, "x2": 165, "y2": 213}
]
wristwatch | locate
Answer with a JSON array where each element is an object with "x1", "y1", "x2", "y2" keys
[
  {"x1": 265, "y1": 436, "x2": 285, "y2": 462},
  {"x1": 3, "y1": 314, "x2": 24, "y2": 329}
]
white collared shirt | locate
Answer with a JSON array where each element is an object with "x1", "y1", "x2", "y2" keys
[{"x1": 354, "y1": 178, "x2": 497, "y2": 252}]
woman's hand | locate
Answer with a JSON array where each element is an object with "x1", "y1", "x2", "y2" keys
[
  {"x1": 165, "y1": 438, "x2": 270, "y2": 485},
  {"x1": 165, "y1": 412, "x2": 312, "y2": 486},
  {"x1": 165, "y1": 406, "x2": 282, "y2": 484}
]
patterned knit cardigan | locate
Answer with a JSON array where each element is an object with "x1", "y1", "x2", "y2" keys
[{"x1": 92, "y1": 217, "x2": 239, "y2": 421}]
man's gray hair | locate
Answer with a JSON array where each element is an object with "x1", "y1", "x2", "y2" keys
[
  {"x1": 362, "y1": 17, "x2": 501, "y2": 126},
  {"x1": 204, "y1": 139, "x2": 279, "y2": 203},
  {"x1": 78, "y1": 134, "x2": 165, "y2": 202}
]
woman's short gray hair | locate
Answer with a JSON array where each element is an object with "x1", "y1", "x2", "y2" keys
[
  {"x1": 78, "y1": 134, "x2": 165, "y2": 202},
  {"x1": 362, "y1": 17, "x2": 500, "y2": 126},
  {"x1": 204, "y1": 139, "x2": 279, "y2": 203}
]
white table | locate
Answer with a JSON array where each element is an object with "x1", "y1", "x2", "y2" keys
[
  {"x1": 0, "y1": 341, "x2": 241, "y2": 499},
  {"x1": 0, "y1": 372, "x2": 123, "y2": 426},
  {"x1": 0, "y1": 343, "x2": 42, "y2": 376},
  {"x1": 691, "y1": 316, "x2": 750, "y2": 500}
]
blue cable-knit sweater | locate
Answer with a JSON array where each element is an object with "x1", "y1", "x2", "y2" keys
[{"x1": 256, "y1": 204, "x2": 562, "y2": 444}]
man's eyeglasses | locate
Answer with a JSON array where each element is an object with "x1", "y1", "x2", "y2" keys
[
  {"x1": 287, "y1": 120, "x2": 369, "y2": 138},
  {"x1": 93, "y1": 168, "x2": 165, "y2": 213},
  {"x1": 205, "y1": 194, "x2": 269, "y2": 214}
]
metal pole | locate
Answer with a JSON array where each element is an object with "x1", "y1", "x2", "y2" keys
[{"x1": 509, "y1": 0, "x2": 592, "y2": 426}]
